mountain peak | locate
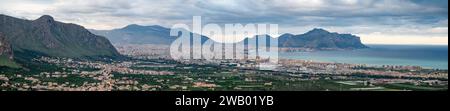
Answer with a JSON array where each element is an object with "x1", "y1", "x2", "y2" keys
[
  {"x1": 280, "y1": 33, "x2": 295, "y2": 37},
  {"x1": 121, "y1": 24, "x2": 169, "y2": 32},
  {"x1": 123, "y1": 24, "x2": 166, "y2": 29},
  {"x1": 36, "y1": 15, "x2": 55, "y2": 22},
  {"x1": 148, "y1": 25, "x2": 167, "y2": 29},
  {"x1": 122, "y1": 24, "x2": 146, "y2": 30},
  {"x1": 125, "y1": 24, "x2": 141, "y2": 27},
  {"x1": 308, "y1": 28, "x2": 330, "y2": 34}
]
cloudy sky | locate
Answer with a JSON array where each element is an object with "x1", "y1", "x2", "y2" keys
[{"x1": 0, "y1": 0, "x2": 448, "y2": 45}]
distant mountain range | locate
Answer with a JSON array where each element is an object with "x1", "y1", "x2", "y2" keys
[
  {"x1": 0, "y1": 14, "x2": 368, "y2": 68},
  {"x1": 91, "y1": 24, "x2": 368, "y2": 50},
  {"x1": 91, "y1": 24, "x2": 212, "y2": 46},
  {"x1": 0, "y1": 14, "x2": 120, "y2": 67}
]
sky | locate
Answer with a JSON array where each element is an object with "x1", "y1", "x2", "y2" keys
[{"x1": 0, "y1": 0, "x2": 448, "y2": 45}]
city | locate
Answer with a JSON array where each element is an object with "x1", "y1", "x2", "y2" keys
[{"x1": 1, "y1": 51, "x2": 447, "y2": 91}]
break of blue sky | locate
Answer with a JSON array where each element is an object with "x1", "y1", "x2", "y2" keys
[{"x1": 0, "y1": 0, "x2": 448, "y2": 45}]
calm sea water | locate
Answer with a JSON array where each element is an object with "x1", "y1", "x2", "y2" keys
[{"x1": 280, "y1": 45, "x2": 449, "y2": 69}]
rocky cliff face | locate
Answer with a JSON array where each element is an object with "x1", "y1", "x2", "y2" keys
[
  {"x1": 0, "y1": 14, "x2": 120, "y2": 59},
  {"x1": 0, "y1": 33, "x2": 13, "y2": 60}
]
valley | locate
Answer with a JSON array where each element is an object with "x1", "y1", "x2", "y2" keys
[{"x1": 1, "y1": 55, "x2": 447, "y2": 91}]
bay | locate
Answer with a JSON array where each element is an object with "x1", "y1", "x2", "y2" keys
[{"x1": 280, "y1": 45, "x2": 449, "y2": 69}]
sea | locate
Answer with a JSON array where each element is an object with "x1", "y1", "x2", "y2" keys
[{"x1": 279, "y1": 45, "x2": 449, "y2": 70}]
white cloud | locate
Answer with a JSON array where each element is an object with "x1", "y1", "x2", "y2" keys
[{"x1": 360, "y1": 33, "x2": 448, "y2": 45}]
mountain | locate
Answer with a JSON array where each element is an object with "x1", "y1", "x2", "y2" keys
[
  {"x1": 0, "y1": 14, "x2": 120, "y2": 60},
  {"x1": 90, "y1": 24, "x2": 177, "y2": 45},
  {"x1": 241, "y1": 29, "x2": 368, "y2": 50},
  {"x1": 278, "y1": 28, "x2": 369, "y2": 49},
  {"x1": 92, "y1": 24, "x2": 367, "y2": 50},
  {"x1": 90, "y1": 24, "x2": 212, "y2": 46}
]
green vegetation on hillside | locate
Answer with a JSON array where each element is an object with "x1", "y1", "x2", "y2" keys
[
  {"x1": 0, "y1": 55, "x2": 20, "y2": 68},
  {"x1": 0, "y1": 14, "x2": 120, "y2": 60}
]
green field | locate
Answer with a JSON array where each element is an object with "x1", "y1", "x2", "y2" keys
[
  {"x1": 382, "y1": 83, "x2": 448, "y2": 91},
  {"x1": 0, "y1": 55, "x2": 20, "y2": 68}
]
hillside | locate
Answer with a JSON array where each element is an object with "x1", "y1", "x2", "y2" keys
[
  {"x1": 0, "y1": 14, "x2": 120, "y2": 60},
  {"x1": 0, "y1": 33, "x2": 19, "y2": 68}
]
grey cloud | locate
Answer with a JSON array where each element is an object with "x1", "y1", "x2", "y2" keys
[{"x1": 0, "y1": 0, "x2": 447, "y2": 39}]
